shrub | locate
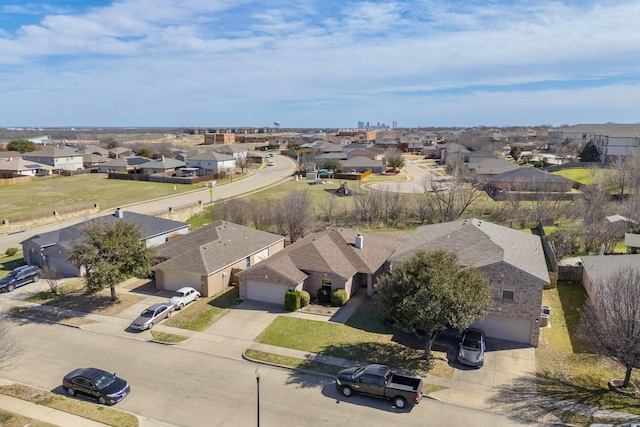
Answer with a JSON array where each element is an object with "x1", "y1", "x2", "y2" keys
[
  {"x1": 284, "y1": 290, "x2": 301, "y2": 312},
  {"x1": 5, "y1": 247, "x2": 18, "y2": 256},
  {"x1": 331, "y1": 289, "x2": 349, "y2": 307},
  {"x1": 298, "y1": 290, "x2": 310, "y2": 308}
]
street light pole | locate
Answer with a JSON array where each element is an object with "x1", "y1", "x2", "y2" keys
[{"x1": 255, "y1": 367, "x2": 261, "y2": 427}]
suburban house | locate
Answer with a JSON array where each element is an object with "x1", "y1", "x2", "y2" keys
[
  {"x1": 340, "y1": 156, "x2": 385, "y2": 173},
  {"x1": 237, "y1": 229, "x2": 400, "y2": 305},
  {"x1": 580, "y1": 254, "x2": 640, "y2": 300},
  {"x1": 0, "y1": 157, "x2": 53, "y2": 177},
  {"x1": 486, "y1": 167, "x2": 574, "y2": 193},
  {"x1": 467, "y1": 158, "x2": 521, "y2": 182},
  {"x1": 96, "y1": 156, "x2": 151, "y2": 173},
  {"x1": 21, "y1": 209, "x2": 189, "y2": 277},
  {"x1": 153, "y1": 221, "x2": 286, "y2": 297},
  {"x1": 22, "y1": 146, "x2": 84, "y2": 171},
  {"x1": 388, "y1": 218, "x2": 549, "y2": 346},
  {"x1": 186, "y1": 151, "x2": 236, "y2": 176},
  {"x1": 139, "y1": 157, "x2": 186, "y2": 175},
  {"x1": 108, "y1": 147, "x2": 134, "y2": 158}
]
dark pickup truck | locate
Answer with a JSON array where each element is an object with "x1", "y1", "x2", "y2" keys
[{"x1": 335, "y1": 364, "x2": 423, "y2": 408}]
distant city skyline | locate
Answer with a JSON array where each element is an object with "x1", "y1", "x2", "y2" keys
[{"x1": 1, "y1": 1, "x2": 640, "y2": 128}]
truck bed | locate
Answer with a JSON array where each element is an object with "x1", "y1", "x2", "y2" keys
[{"x1": 389, "y1": 374, "x2": 422, "y2": 392}]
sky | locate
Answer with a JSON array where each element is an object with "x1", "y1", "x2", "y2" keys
[{"x1": 1, "y1": 0, "x2": 640, "y2": 128}]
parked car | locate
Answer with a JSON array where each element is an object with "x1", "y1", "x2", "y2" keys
[
  {"x1": 457, "y1": 328, "x2": 486, "y2": 367},
  {"x1": 335, "y1": 364, "x2": 423, "y2": 408},
  {"x1": 268, "y1": 161, "x2": 275, "y2": 166},
  {"x1": 129, "y1": 303, "x2": 174, "y2": 330},
  {"x1": 0, "y1": 265, "x2": 40, "y2": 292},
  {"x1": 62, "y1": 367, "x2": 130, "y2": 405},
  {"x1": 265, "y1": 153, "x2": 273, "y2": 158},
  {"x1": 170, "y1": 286, "x2": 201, "y2": 310}
]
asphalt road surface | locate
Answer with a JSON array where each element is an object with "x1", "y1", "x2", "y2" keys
[
  {"x1": 0, "y1": 154, "x2": 297, "y2": 254},
  {"x1": 0, "y1": 320, "x2": 550, "y2": 427}
]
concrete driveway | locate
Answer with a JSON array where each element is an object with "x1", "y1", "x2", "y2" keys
[{"x1": 430, "y1": 331, "x2": 536, "y2": 412}]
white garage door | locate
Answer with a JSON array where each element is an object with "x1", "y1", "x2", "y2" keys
[
  {"x1": 161, "y1": 271, "x2": 201, "y2": 292},
  {"x1": 246, "y1": 280, "x2": 289, "y2": 306},
  {"x1": 472, "y1": 314, "x2": 532, "y2": 344}
]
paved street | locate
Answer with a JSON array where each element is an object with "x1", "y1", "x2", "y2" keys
[
  {"x1": 0, "y1": 320, "x2": 551, "y2": 427},
  {"x1": 0, "y1": 154, "x2": 297, "y2": 254}
]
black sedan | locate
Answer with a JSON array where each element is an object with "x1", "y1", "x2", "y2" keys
[
  {"x1": 62, "y1": 367, "x2": 130, "y2": 405},
  {"x1": 0, "y1": 265, "x2": 39, "y2": 292}
]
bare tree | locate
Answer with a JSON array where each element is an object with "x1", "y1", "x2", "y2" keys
[
  {"x1": 282, "y1": 189, "x2": 312, "y2": 242},
  {"x1": 352, "y1": 189, "x2": 385, "y2": 225},
  {"x1": 236, "y1": 155, "x2": 250, "y2": 174},
  {"x1": 209, "y1": 199, "x2": 250, "y2": 226},
  {"x1": 577, "y1": 266, "x2": 640, "y2": 388},
  {"x1": 0, "y1": 310, "x2": 23, "y2": 371},
  {"x1": 423, "y1": 165, "x2": 483, "y2": 222},
  {"x1": 318, "y1": 190, "x2": 338, "y2": 225},
  {"x1": 40, "y1": 265, "x2": 62, "y2": 295}
]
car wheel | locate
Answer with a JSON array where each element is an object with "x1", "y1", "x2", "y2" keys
[
  {"x1": 32, "y1": 275, "x2": 39, "y2": 283},
  {"x1": 393, "y1": 396, "x2": 407, "y2": 409},
  {"x1": 179, "y1": 303, "x2": 184, "y2": 310},
  {"x1": 195, "y1": 294, "x2": 200, "y2": 300},
  {"x1": 148, "y1": 323, "x2": 153, "y2": 329},
  {"x1": 7, "y1": 284, "x2": 15, "y2": 292},
  {"x1": 340, "y1": 386, "x2": 353, "y2": 397},
  {"x1": 166, "y1": 310, "x2": 171, "y2": 318},
  {"x1": 66, "y1": 387, "x2": 75, "y2": 396},
  {"x1": 98, "y1": 396, "x2": 107, "y2": 405}
]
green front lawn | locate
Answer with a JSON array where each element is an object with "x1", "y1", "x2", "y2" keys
[
  {"x1": 163, "y1": 286, "x2": 241, "y2": 331},
  {"x1": 538, "y1": 283, "x2": 640, "y2": 424},
  {"x1": 255, "y1": 298, "x2": 454, "y2": 378},
  {"x1": 0, "y1": 251, "x2": 26, "y2": 276}
]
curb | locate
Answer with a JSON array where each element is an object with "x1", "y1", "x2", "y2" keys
[{"x1": 241, "y1": 349, "x2": 337, "y2": 380}]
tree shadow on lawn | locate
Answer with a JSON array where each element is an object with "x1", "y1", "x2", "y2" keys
[
  {"x1": 488, "y1": 371, "x2": 640, "y2": 424},
  {"x1": 557, "y1": 282, "x2": 589, "y2": 353}
]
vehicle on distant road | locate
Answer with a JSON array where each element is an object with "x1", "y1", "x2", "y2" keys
[
  {"x1": 170, "y1": 286, "x2": 201, "y2": 310},
  {"x1": 62, "y1": 367, "x2": 130, "y2": 405},
  {"x1": 457, "y1": 328, "x2": 486, "y2": 367},
  {"x1": 268, "y1": 161, "x2": 275, "y2": 166},
  {"x1": 0, "y1": 265, "x2": 40, "y2": 292},
  {"x1": 335, "y1": 364, "x2": 423, "y2": 408},
  {"x1": 129, "y1": 303, "x2": 174, "y2": 330}
]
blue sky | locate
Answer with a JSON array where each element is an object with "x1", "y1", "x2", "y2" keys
[{"x1": 1, "y1": 0, "x2": 640, "y2": 128}]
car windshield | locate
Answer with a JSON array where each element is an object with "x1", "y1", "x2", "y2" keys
[
  {"x1": 140, "y1": 309, "x2": 155, "y2": 317},
  {"x1": 462, "y1": 337, "x2": 482, "y2": 350},
  {"x1": 92, "y1": 373, "x2": 116, "y2": 390},
  {"x1": 173, "y1": 292, "x2": 186, "y2": 298}
]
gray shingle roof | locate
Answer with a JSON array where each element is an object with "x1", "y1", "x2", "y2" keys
[
  {"x1": 23, "y1": 210, "x2": 188, "y2": 256},
  {"x1": 581, "y1": 254, "x2": 640, "y2": 286},
  {"x1": 238, "y1": 229, "x2": 400, "y2": 283},
  {"x1": 154, "y1": 221, "x2": 286, "y2": 275},
  {"x1": 389, "y1": 218, "x2": 549, "y2": 284},
  {"x1": 488, "y1": 167, "x2": 574, "y2": 184}
]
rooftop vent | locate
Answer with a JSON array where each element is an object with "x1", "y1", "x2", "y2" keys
[{"x1": 355, "y1": 233, "x2": 364, "y2": 249}]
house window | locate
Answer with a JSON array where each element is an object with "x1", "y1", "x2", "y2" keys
[
  {"x1": 502, "y1": 280, "x2": 515, "y2": 300},
  {"x1": 245, "y1": 257, "x2": 250, "y2": 268},
  {"x1": 321, "y1": 278, "x2": 332, "y2": 293}
]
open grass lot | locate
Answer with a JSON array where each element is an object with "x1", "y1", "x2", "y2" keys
[
  {"x1": 0, "y1": 384, "x2": 138, "y2": 427},
  {"x1": 163, "y1": 286, "x2": 241, "y2": 331},
  {"x1": 0, "y1": 174, "x2": 197, "y2": 221},
  {"x1": 552, "y1": 167, "x2": 609, "y2": 185},
  {"x1": 538, "y1": 283, "x2": 640, "y2": 425},
  {"x1": 255, "y1": 297, "x2": 454, "y2": 380}
]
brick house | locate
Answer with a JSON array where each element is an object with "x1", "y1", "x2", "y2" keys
[
  {"x1": 237, "y1": 229, "x2": 400, "y2": 305},
  {"x1": 153, "y1": 221, "x2": 285, "y2": 297},
  {"x1": 388, "y1": 218, "x2": 549, "y2": 346}
]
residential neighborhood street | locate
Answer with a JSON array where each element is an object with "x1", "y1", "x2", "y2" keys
[
  {"x1": 0, "y1": 154, "x2": 297, "y2": 254},
  {"x1": 0, "y1": 313, "x2": 553, "y2": 427}
]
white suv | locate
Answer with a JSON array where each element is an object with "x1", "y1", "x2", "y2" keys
[{"x1": 169, "y1": 287, "x2": 201, "y2": 310}]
